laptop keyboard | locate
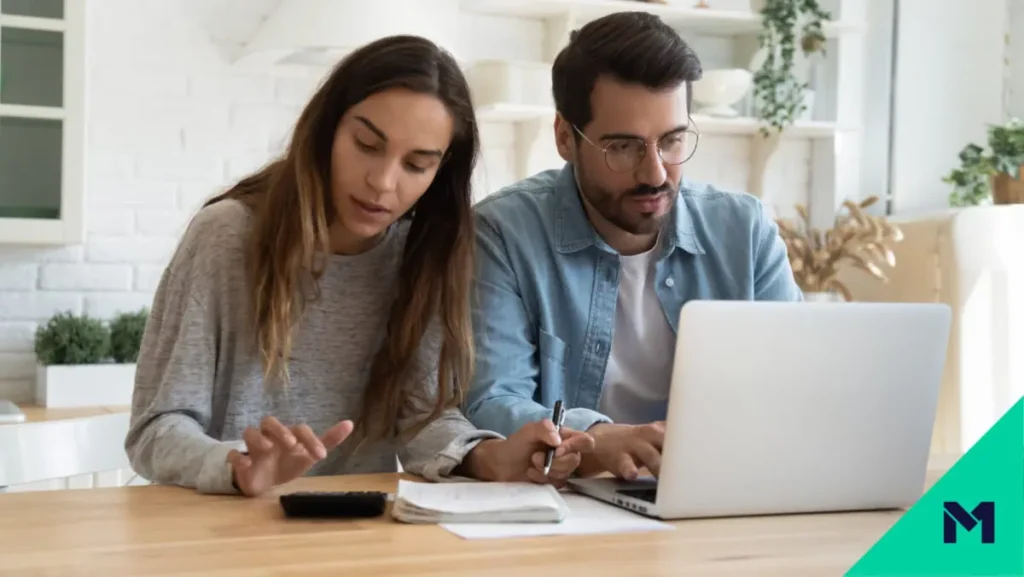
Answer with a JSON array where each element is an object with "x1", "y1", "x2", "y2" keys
[{"x1": 617, "y1": 488, "x2": 657, "y2": 503}]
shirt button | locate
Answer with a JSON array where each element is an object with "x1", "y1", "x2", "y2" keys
[{"x1": 665, "y1": 278, "x2": 675, "y2": 287}]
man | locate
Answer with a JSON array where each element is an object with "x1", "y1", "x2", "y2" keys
[{"x1": 463, "y1": 12, "x2": 802, "y2": 480}]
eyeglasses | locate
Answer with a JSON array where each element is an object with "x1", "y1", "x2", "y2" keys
[{"x1": 572, "y1": 119, "x2": 700, "y2": 173}]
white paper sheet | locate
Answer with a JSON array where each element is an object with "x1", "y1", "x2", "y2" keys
[{"x1": 439, "y1": 493, "x2": 675, "y2": 540}]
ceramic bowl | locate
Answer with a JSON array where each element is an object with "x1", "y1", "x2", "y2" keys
[{"x1": 692, "y1": 69, "x2": 753, "y2": 117}]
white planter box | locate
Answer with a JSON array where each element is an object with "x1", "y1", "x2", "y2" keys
[{"x1": 35, "y1": 363, "x2": 137, "y2": 408}]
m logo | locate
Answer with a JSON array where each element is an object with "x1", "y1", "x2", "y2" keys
[{"x1": 943, "y1": 501, "x2": 996, "y2": 544}]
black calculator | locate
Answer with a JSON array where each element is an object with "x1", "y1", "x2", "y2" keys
[{"x1": 279, "y1": 491, "x2": 389, "y2": 519}]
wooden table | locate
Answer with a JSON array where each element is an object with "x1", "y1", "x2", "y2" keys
[
  {"x1": 0, "y1": 468, "x2": 948, "y2": 577},
  {"x1": 13, "y1": 404, "x2": 128, "y2": 424}
]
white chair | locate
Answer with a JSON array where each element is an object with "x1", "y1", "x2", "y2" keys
[{"x1": 840, "y1": 205, "x2": 1024, "y2": 457}]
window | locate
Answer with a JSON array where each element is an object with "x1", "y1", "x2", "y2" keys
[{"x1": 0, "y1": 0, "x2": 84, "y2": 244}]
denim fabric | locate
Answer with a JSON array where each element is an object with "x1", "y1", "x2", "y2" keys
[{"x1": 464, "y1": 163, "x2": 802, "y2": 436}]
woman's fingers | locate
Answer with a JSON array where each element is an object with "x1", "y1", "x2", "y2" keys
[
  {"x1": 291, "y1": 424, "x2": 326, "y2": 460},
  {"x1": 242, "y1": 426, "x2": 273, "y2": 454},
  {"x1": 321, "y1": 420, "x2": 355, "y2": 450},
  {"x1": 227, "y1": 449, "x2": 255, "y2": 496},
  {"x1": 260, "y1": 416, "x2": 297, "y2": 451},
  {"x1": 227, "y1": 449, "x2": 252, "y2": 472}
]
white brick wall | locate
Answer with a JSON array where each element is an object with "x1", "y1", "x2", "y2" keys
[{"x1": 0, "y1": 0, "x2": 808, "y2": 401}]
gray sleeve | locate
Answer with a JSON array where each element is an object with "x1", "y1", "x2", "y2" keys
[
  {"x1": 397, "y1": 321, "x2": 504, "y2": 481},
  {"x1": 123, "y1": 214, "x2": 242, "y2": 495}
]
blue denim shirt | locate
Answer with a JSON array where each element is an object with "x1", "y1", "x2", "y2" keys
[{"x1": 463, "y1": 163, "x2": 802, "y2": 437}]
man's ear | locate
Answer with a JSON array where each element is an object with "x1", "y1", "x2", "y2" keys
[{"x1": 553, "y1": 114, "x2": 574, "y2": 164}]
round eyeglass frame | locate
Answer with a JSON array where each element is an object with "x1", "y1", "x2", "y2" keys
[{"x1": 572, "y1": 117, "x2": 700, "y2": 173}]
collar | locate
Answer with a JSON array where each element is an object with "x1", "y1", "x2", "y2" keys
[{"x1": 553, "y1": 163, "x2": 705, "y2": 256}]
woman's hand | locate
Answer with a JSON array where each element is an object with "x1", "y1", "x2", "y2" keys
[
  {"x1": 227, "y1": 416, "x2": 355, "y2": 497},
  {"x1": 461, "y1": 420, "x2": 595, "y2": 487}
]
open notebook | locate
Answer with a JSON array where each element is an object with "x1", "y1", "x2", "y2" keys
[{"x1": 391, "y1": 480, "x2": 570, "y2": 524}]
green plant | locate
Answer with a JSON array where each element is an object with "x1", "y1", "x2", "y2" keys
[
  {"x1": 752, "y1": 0, "x2": 831, "y2": 137},
  {"x1": 944, "y1": 118, "x2": 1024, "y2": 207},
  {"x1": 109, "y1": 308, "x2": 149, "y2": 363},
  {"x1": 34, "y1": 311, "x2": 110, "y2": 366}
]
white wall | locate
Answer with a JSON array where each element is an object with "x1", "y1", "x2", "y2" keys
[
  {"x1": 1010, "y1": 0, "x2": 1024, "y2": 119},
  {"x1": 0, "y1": 0, "x2": 813, "y2": 401},
  {"x1": 889, "y1": 0, "x2": 1009, "y2": 215}
]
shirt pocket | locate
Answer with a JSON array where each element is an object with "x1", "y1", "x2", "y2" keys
[{"x1": 537, "y1": 329, "x2": 569, "y2": 405}]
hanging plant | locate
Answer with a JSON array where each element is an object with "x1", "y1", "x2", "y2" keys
[{"x1": 752, "y1": 0, "x2": 831, "y2": 137}]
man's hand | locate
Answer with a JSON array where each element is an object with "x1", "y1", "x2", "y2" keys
[
  {"x1": 575, "y1": 421, "x2": 664, "y2": 480},
  {"x1": 227, "y1": 416, "x2": 354, "y2": 497},
  {"x1": 460, "y1": 420, "x2": 595, "y2": 487}
]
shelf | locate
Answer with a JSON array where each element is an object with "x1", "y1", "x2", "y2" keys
[
  {"x1": 460, "y1": 0, "x2": 863, "y2": 38},
  {"x1": 0, "y1": 104, "x2": 64, "y2": 120},
  {"x1": 689, "y1": 114, "x2": 842, "y2": 138},
  {"x1": 0, "y1": 14, "x2": 66, "y2": 32},
  {"x1": 476, "y1": 102, "x2": 845, "y2": 138}
]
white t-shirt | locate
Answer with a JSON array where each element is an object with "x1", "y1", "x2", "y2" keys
[{"x1": 599, "y1": 237, "x2": 676, "y2": 424}]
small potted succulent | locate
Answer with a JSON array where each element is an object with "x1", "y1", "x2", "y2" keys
[{"x1": 34, "y1": 309, "x2": 147, "y2": 408}]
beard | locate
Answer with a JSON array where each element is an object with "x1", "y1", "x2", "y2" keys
[{"x1": 575, "y1": 161, "x2": 677, "y2": 236}]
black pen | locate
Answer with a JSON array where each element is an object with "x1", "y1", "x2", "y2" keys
[{"x1": 543, "y1": 400, "x2": 565, "y2": 475}]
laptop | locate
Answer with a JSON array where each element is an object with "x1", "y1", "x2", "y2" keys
[{"x1": 567, "y1": 299, "x2": 951, "y2": 520}]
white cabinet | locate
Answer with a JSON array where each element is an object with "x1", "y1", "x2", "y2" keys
[{"x1": 0, "y1": 0, "x2": 85, "y2": 245}]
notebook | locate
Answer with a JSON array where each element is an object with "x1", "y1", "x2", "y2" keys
[{"x1": 390, "y1": 480, "x2": 570, "y2": 524}]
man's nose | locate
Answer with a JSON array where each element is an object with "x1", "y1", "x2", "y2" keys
[{"x1": 635, "y1": 145, "x2": 668, "y2": 187}]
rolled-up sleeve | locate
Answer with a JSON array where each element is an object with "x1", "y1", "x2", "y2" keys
[{"x1": 396, "y1": 321, "x2": 503, "y2": 481}]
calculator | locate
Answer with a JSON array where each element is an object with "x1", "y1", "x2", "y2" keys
[{"x1": 279, "y1": 491, "x2": 389, "y2": 519}]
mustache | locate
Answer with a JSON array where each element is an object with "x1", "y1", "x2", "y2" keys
[{"x1": 627, "y1": 184, "x2": 673, "y2": 197}]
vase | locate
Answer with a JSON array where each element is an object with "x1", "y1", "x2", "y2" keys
[
  {"x1": 35, "y1": 363, "x2": 137, "y2": 408},
  {"x1": 991, "y1": 165, "x2": 1024, "y2": 204},
  {"x1": 803, "y1": 291, "x2": 844, "y2": 303}
]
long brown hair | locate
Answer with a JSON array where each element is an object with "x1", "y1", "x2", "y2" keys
[{"x1": 204, "y1": 35, "x2": 479, "y2": 442}]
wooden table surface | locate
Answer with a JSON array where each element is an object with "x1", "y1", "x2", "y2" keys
[
  {"x1": 22, "y1": 404, "x2": 129, "y2": 423},
  {"x1": 0, "y1": 468, "x2": 948, "y2": 577},
  {"x1": 1, "y1": 404, "x2": 129, "y2": 425}
]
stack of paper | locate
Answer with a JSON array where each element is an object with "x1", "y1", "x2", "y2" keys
[{"x1": 391, "y1": 480, "x2": 570, "y2": 524}]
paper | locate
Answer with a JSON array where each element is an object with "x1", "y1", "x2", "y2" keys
[
  {"x1": 392, "y1": 480, "x2": 568, "y2": 524},
  {"x1": 396, "y1": 479, "x2": 563, "y2": 514},
  {"x1": 439, "y1": 493, "x2": 675, "y2": 540}
]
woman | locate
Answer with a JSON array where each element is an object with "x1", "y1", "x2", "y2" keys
[{"x1": 124, "y1": 35, "x2": 592, "y2": 497}]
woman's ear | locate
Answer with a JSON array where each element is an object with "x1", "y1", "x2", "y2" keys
[{"x1": 553, "y1": 114, "x2": 575, "y2": 164}]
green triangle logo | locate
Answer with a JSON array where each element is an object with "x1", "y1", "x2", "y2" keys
[{"x1": 846, "y1": 397, "x2": 1023, "y2": 576}]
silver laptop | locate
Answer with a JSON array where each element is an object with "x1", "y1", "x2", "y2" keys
[{"x1": 567, "y1": 299, "x2": 951, "y2": 520}]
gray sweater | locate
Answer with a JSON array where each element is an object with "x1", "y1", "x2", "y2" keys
[{"x1": 124, "y1": 199, "x2": 500, "y2": 494}]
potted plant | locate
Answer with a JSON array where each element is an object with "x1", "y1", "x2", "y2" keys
[
  {"x1": 944, "y1": 117, "x2": 1024, "y2": 207},
  {"x1": 34, "y1": 310, "x2": 139, "y2": 408},
  {"x1": 110, "y1": 308, "x2": 149, "y2": 363},
  {"x1": 750, "y1": 0, "x2": 831, "y2": 137},
  {"x1": 775, "y1": 196, "x2": 904, "y2": 301}
]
